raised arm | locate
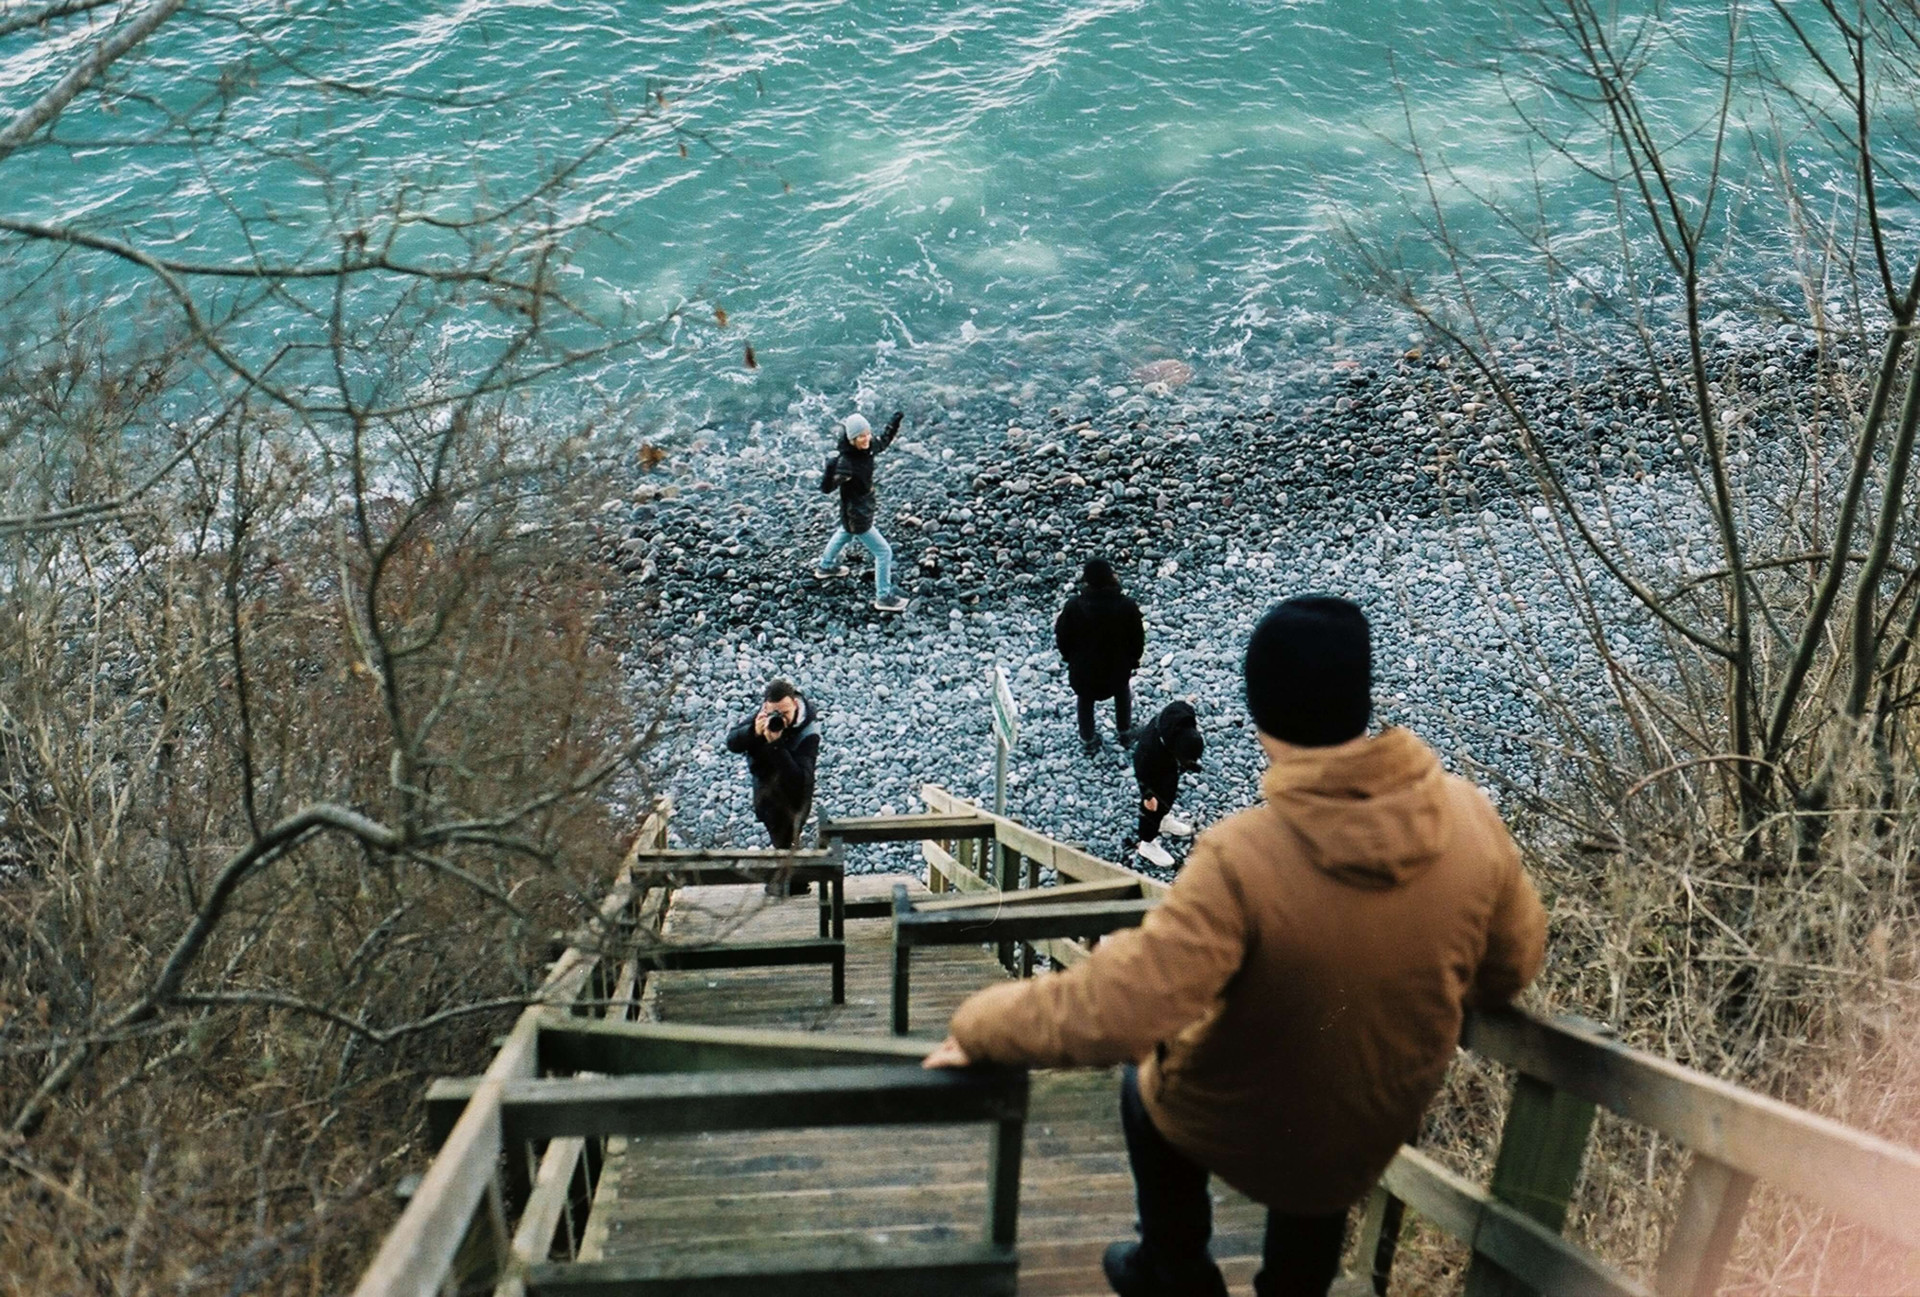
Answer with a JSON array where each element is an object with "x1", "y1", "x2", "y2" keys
[
  {"x1": 724, "y1": 714, "x2": 761, "y2": 754},
  {"x1": 875, "y1": 410, "x2": 903, "y2": 453}
]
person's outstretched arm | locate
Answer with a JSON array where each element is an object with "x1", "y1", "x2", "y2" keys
[
  {"x1": 875, "y1": 410, "x2": 903, "y2": 453},
  {"x1": 820, "y1": 454, "x2": 841, "y2": 493},
  {"x1": 943, "y1": 837, "x2": 1250, "y2": 1068}
]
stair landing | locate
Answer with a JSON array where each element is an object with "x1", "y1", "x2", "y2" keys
[{"x1": 581, "y1": 874, "x2": 1288, "y2": 1295}]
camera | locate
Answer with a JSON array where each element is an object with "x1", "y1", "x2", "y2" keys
[{"x1": 764, "y1": 712, "x2": 787, "y2": 736}]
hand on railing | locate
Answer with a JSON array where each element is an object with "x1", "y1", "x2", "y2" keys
[{"x1": 923, "y1": 1036, "x2": 971, "y2": 1069}]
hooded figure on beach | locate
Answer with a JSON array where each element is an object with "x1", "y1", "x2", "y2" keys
[
  {"x1": 818, "y1": 411, "x2": 906, "y2": 612},
  {"x1": 926, "y1": 594, "x2": 1548, "y2": 1297},
  {"x1": 1129, "y1": 700, "x2": 1204, "y2": 868},
  {"x1": 1055, "y1": 558, "x2": 1146, "y2": 753}
]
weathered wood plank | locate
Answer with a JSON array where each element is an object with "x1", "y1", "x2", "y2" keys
[
  {"x1": 1653, "y1": 1155, "x2": 1753, "y2": 1297},
  {"x1": 628, "y1": 861, "x2": 843, "y2": 887},
  {"x1": 911, "y1": 879, "x2": 1142, "y2": 914},
  {"x1": 495, "y1": 1136, "x2": 587, "y2": 1297},
  {"x1": 633, "y1": 939, "x2": 843, "y2": 972},
  {"x1": 486, "y1": 1067, "x2": 1029, "y2": 1143},
  {"x1": 523, "y1": 1239, "x2": 1017, "y2": 1297},
  {"x1": 1463, "y1": 1072, "x2": 1596, "y2": 1297},
  {"x1": 357, "y1": 801, "x2": 664, "y2": 1297},
  {"x1": 924, "y1": 840, "x2": 994, "y2": 894},
  {"x1": 898, "y1": 899, "x2": 1156, "y2": 947},
  {"x1": 1381, "y1": 1148, "x2": 1655, "y2": 1297},
  {"x1": 1464, "y1": 1006, "x2": 1920, "y2": 1250},
  {"x1": 918, "y1": 784, "x2": 1168, "y2": 898},
  {"x1": 538, "y1": 1018, "x2": 933, "y2": 1076},
  {"x1": 823, "y1": 814, "x2": 999, "y2": 843}
]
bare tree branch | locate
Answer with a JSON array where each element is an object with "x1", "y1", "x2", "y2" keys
[{"x1": 0, "y1": 0, "x2": 189, "y2": 165}]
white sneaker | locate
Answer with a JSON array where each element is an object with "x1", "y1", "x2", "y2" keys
[
  {"x1": 1135, "y1": 839, "x2": 1174, "y2": 869},
  {"x1": 1160, "y1": 815, "x2": 1194, "y2": 838}
]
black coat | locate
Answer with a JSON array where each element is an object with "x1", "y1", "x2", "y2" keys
[
  {"x1": 820, "y1": 414, "x2": 900, "y2": 534},
  {"x1": 1131, "y1": 701, "x2": 1204, "y2": 801},
  {"x1": 725, "y1": 696, "x2": 822, "y2": 816},
  {"x1": 1054, "y1": 585, "x2": 1145, "y2": 699}
]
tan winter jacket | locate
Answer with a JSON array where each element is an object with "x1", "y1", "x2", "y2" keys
[{"x1": 948, "y1": 727, "x2": 1547, "y2": 1215}]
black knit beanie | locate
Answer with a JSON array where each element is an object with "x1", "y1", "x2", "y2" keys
[
  {"x1": 1082, "y1": 558, "x2": 1119, "y2": 589},
  {"x1": 1243, "y1": 595, "x2": 1372, "y2": 746}
]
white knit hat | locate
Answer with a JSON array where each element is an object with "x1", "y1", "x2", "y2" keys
[{"x1": 843, "y1": 413, "x2": 872, "y2": 439}]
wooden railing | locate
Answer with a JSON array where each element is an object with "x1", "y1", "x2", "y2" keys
[
  {"x1": 353, "y1": 801, "x2": 675, "y2": 1297},
  {"x1": 624, "y1": 847, "x2": 850, "y2": 1003},
  {"x1": 355, "y1": 802, "x2": 1035, "y2": 1297},
  {"x1": 857, "y1": 786, "x2": 1920, "y2": 1297},
  {"x1": 357, "y1": 789, "x2": 1920, "y2": 1297},
  {"x1": 887, "y1": 880, "x2": 1156, "y2": 1033}
]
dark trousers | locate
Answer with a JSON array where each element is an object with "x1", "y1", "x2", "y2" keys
[
  {"x1": 1119, "y1": 1065, "x2": 1346, "y2": 1297},
  {"x1": 754, "y1": 795, "x2": 810, "y2": 850},
  {"x1": 1076, "y1": 683, "x2": 1134, "y2": 746},
  {"x1": 1136, "y1": 779, "x2": 1177, "y2": 844}
]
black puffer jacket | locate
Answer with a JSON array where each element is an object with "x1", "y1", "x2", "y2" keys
[
  {"x1": 725, "y1": 696, "x2": 823, "y2": 816},
  {"x1": 820, "y1": 413, "x2": 901, "y2": 534},
  {"x1": 1054, "y1": 585, "x2": 1145, "y2": 699},
  {"x1": 1131, "y1": 701, "x2": 1204, "y2": 802}
]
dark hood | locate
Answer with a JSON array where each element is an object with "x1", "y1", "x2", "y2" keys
[{"x1": 1162, "y1": 701, "x2": 1203, "y2": 769}]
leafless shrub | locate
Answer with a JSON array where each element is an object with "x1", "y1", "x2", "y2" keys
[{"x1": 1354, "y1": 1, "x2": 1920, "y2": 1289}]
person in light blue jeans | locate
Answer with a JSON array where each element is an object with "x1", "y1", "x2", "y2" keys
[
  {"x1": 818, "y1": 524, "x2": 894, "y2": 598},
  {"x1": 817, "y1": 410, "x2": 908, "y2": 612}
]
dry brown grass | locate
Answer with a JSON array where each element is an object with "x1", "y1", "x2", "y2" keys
[{"x1": 0, "y1": 375, "x2": 661, "y2": 1293}]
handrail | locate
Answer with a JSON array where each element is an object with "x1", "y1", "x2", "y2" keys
[
  {"x1": 885, "y1": 790, "x2": 1920, "y2": 1295},
  {"x1": 353, "y1": 802, "x2": 673, "y2": 1297}
]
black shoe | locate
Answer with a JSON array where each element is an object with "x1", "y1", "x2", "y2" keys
[
  {"x1": 1082, "y1": 737, "x2": 1102, "y2": 755},
  {"x1": 1102, "y1": 1241, "x2": 1228, "y2": 1297}
]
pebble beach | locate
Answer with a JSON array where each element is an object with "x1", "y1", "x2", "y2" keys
[{"x1": 605, "y1": 327, "x2": 1826, "y2": 875}]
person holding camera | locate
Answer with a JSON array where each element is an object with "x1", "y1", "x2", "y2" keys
[
  {"x1": 725, "y1": 680, "x2": 822, "y2": 862},
  {"x1": 817, "y1": 410, "x2": 908, "y2": 613}
]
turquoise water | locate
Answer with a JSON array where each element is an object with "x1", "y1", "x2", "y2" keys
[{"x1": 3, "y1": 0, "x2": 1865, "y2": 439}]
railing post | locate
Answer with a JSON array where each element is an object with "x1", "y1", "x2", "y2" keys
[
  {"x1": 1020, "y1": 853, "x2": 1040, "y2": 977},
  {"x1": 1655, "y1": 1155, "x2": 1753, "y2": 1297},
  {"x1": 1354, "y1": 1182, "x2": 1406, "y2": 1295},
  {"x1": 996, "y1": 841, "x2": 1019, "y2": 972},
  {"x1": 986, "y1": 1114, "x2": 1025, "y2": 1249},
  {"x1": 1462, "y1": 1073, "x2": 1596, "y2": 1297},
  {"x1": 891, "y1": 883, "x2": 913, "y2": 1035}
]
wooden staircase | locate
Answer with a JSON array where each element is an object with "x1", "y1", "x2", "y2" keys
[{"x1": 353, "y1": 791, "x2": 1920, "y2": 1297}]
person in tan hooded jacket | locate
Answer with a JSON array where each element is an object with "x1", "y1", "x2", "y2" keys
[{"x1": 926, "y1": 595, "x2": 1547, "y2": 1297}]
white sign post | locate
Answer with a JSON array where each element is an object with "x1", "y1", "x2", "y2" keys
[{"x1": 987, "y1": 665, "x2": 1019, "y2": 817}]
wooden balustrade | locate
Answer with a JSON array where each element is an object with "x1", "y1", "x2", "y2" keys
[{"x1": 360, "y1": 790, "x2": 1920, "y2": 1297}]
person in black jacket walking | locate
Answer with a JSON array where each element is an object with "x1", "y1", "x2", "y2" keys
[
  {"x1": 1129, "y1": 700, "x2": 1204, "y2": 869},
  {"x1": 725, "y1": 679, "x2": 823, "y2": 862},
  {"x1": 818, "y1": 410, "x2": 907, "y2": 613},
  {"x1": 1054, "y1": 559, "x2": 1146, "y2": 754}
]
